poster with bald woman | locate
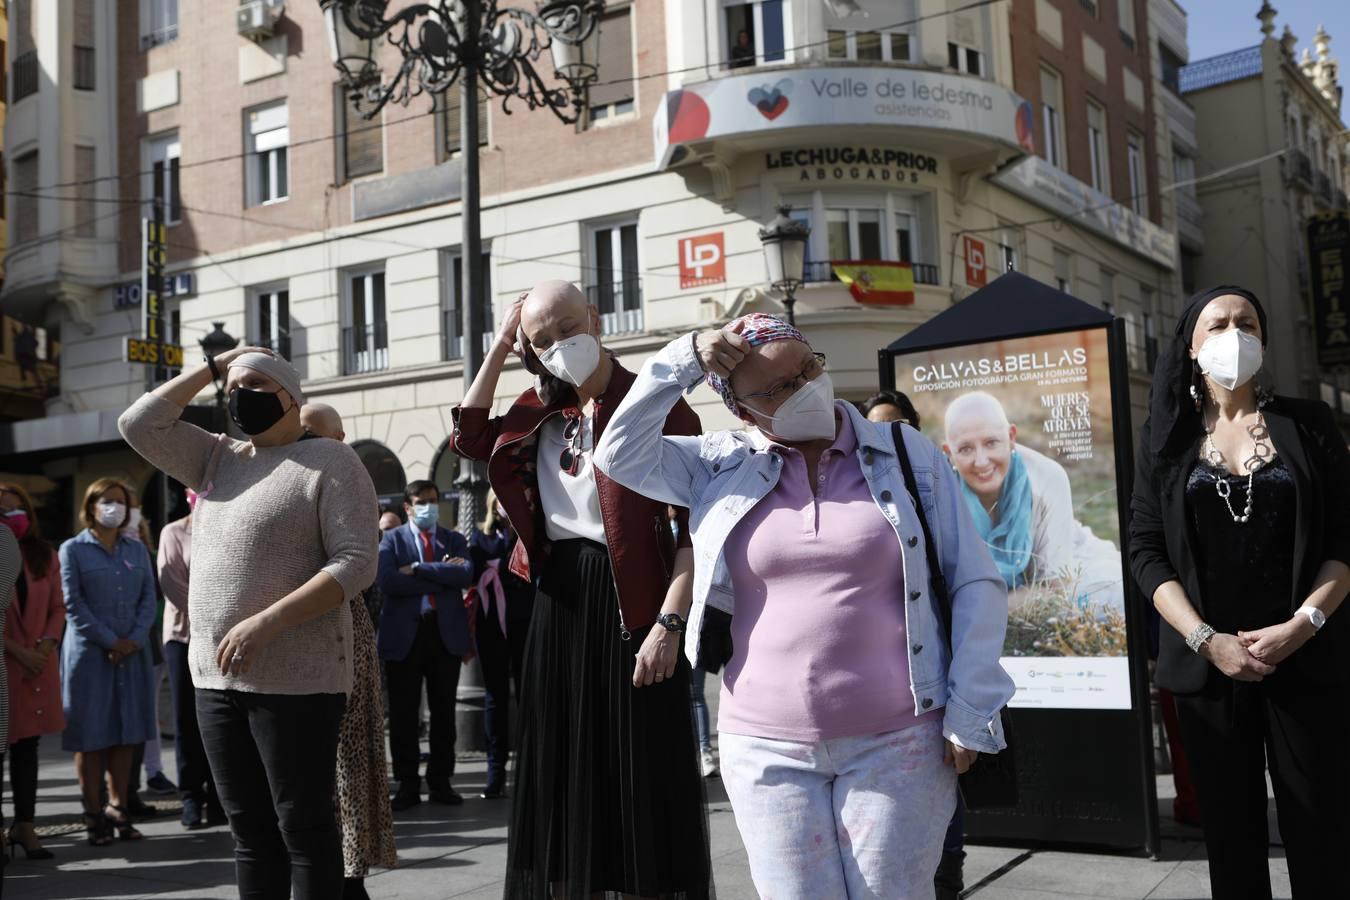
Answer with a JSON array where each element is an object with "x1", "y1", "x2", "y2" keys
[{"x1": 897, "y1": 326, "x2": 1130, "y2": 711}]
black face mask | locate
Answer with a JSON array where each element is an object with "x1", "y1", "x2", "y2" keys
[{"x1": 227, "y1": 387, "x2": 291, "y2": 436}]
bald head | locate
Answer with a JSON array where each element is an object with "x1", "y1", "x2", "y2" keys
[
  {"x1": 944, "y1": 391, "x2": 1011, "y2": 439},
  {"x1": 301, "y1": 403, "x2": 346, "y2": 442},
  {"x1": 520, "y1": 280, "x2": 596, "y2": 349}
]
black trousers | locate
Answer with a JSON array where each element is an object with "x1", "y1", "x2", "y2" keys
[
  {"x1": 165, "y1": 641, "x2": 216, "y2": 806},
  {"x1": 8, "y1": 736, "x2": 39, "y2": 823},
  {"x1": 1175, "y1": 672, "x2": 1350, "y2": 899},
  {"x1": 479, "y1": 594, "x2": 530, "y2": 778},
  {"x1": 197, "y1": 688, "x2": 347, "y2": 900},
  {"x1": 385, "y1": 613, "x2": 461, "y2": 785}
]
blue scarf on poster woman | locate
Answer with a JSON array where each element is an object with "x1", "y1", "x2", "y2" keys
[{"x1": 960, "y1": 450, "x2": 1034, "y2": 589}]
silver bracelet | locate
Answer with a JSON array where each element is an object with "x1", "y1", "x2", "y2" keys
[{"x1": 1185, "y1": 623, "x2": 1217, "y2": 653}]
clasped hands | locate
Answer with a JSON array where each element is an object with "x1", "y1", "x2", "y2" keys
[{"x1": 1202, "y1": 615, "x2": 1317, "y2": 681}]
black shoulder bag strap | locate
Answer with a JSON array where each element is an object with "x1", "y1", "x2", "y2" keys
[{"x1": 890, "y1": 422, "x2": 1019, "y2": 811}]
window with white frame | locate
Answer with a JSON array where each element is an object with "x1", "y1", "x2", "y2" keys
[
  {"x1": 1053, "y1": 247, "x2": 1072, "y2": 295},
  {"x1": 252, "y1": 285, "x2": 291, "y2": 360},
  {"x1": 1041, "y1": 66, "x2": 1065, "y2": 169},
  {"x1": 827, "y1": 29, "x2": 911, "y2": 62},
  {"x1": 1087, "y1": 99, "x2": 1109, "y2": 194},
  {"x1": 1127, "y1": 130, "x2": 1148, "y2": 216},
  {"x1": 997, "y1": 227, "x2": 1020, "y2": 273},
  {"x1": 13, "y1": 151, "x2": 38, "y2": 244},
  {"x1": 724, "y1": 0, "x2": 788, "y2": 69},
  {"x1": 947, "y1": 41, "x2": 983, "y2": 76},
  {"x1": 442, "y1": 249, "x2": 494, "y2": 361},
  {"x1": 146, "y1": 132, "x2": 181, "y2": 224},
  {"x1": 588, "y1": 220, "x2": 643, "y2": 335},
  {"x1": 786, "y1": 191, "x2": 936, "y2": 284},
  {"x1": 589, "y1": 6, "x2": 635, "y2": 122},
  {"x1": 1118, "y1": 0, "x2": 1137, "y2": 44},
  {"x1": 1100, "y1": 268, "x2": 1115, "y2": 312},
  {"x1": 246, "y1": 102, "x2": 289, "y2": 207},
  {"x1": 344, "y1": 267, "x2": 388, "y2": 374},
  {"x1": 141, "y1": 0, "x2": 179, "y2": 50}
]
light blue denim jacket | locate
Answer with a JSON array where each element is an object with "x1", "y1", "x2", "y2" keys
[{"x1": 593, "y1": 334, "x2": 1015, "y2": 752}]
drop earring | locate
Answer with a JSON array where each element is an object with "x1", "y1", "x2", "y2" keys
[{"x1": 1190, "y1": 383, "x2": 1202, "y2": 411}]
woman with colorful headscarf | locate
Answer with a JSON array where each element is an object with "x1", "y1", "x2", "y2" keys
[
  {"x1": 942, "y1": 391, "x2": 1123, "y2": 615},
  {"x1": 594, "y1": 314, "x2": 1014, "y2": 898},
  {"x1": 1130, "y1": 286, "x2": 1350, "y2": 898}
]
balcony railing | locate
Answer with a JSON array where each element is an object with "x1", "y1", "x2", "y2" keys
[
  {"x1": 1287, "y1": 149, "x2": 1313, "y2": 187},
  {"x1": 585, "y1": 280, "x2": 644, "y2": 336},
  {"x1": 342, "y1": 322, "x2": 389, "y2": 375},
  {"x1": 803, "y1": 260, "x2": 941, "y2": 286},
  {"x1": 12, "y1": 51, "x2": 37, "y2": 102},
  {"x1": 441, "y1": 310, "x2": 494, "y2": 361},
  {"x1": 1315, "y1": 171, "x2": 1333, "y2": 205},
  {"x1": 140, "y1": 25, "x2": 180, "y2": 51}
]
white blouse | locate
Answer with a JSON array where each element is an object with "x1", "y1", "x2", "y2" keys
[{"x1": 536, "y1": 414, "x2": 608, "y2": 545}]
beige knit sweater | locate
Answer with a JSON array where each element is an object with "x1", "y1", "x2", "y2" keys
[{"x1": 119, "y1": 394, "x2": 378, "y2": 695}]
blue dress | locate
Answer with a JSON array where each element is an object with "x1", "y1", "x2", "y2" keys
[{"x1": 58, "y1": 530, "x2": 158, "y2": 752}]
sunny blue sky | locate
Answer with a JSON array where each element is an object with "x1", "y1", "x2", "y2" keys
[{"x1": 1184, "y1": 0, "x2": 1350, "y2": 68}]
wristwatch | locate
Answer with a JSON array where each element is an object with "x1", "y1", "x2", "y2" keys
[
  {"x1": 204, "y1": 354, "x2": 222, "y2": 382},
  {"x1": 657, "y1": 613, "x2": 687, "y2": 634},
  {"x1": 1297, "y1": 606, "x2": 1327, "y2": 633},
  {"x1": 411, "y1": 561, "x2": 421, "y2": 574}
]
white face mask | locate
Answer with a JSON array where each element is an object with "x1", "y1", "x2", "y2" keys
[
  {"x1": 538, "y1": 334, "x2": 600, "y2": 387},
  {"x1": 744, "y1": 373, "x2": 838, "y2": 443},
  {"x1": 1197, "y1": 329, "x2": 1264, "y2": 391},
  {"x1": 95, "y1": 501, "x2": 126, "y2": 529}
]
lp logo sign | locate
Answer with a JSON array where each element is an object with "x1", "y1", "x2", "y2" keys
[
  {"x1": 964, "y1": 235, "x2": 988, "y2": 288},
  {"x1": 679, "y1": 233, "x2": 726, "y2": 289}
]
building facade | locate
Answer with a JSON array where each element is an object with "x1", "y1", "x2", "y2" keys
[
  {"x1": 2, "y1": 0, "x2": 1183, "y2": 532},
  {"x1": 1180, "y1": 3, "x2": 1348, "y2": 409}
]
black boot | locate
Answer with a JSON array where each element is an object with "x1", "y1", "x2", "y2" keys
[
  {"x1": 390, "y1": 779, "x2": 422, "y2": 811},
  {"x1": 343, "y1": 876, "x2": 371, "y2": 899},
  {"x1": 935, "y1": 849, "x2": 966, "y2": 900}
]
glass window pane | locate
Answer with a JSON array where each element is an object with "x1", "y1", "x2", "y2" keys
[
  {"x1": 827, "y1": 30, "x2": 848, "y2": 59},
  {"x1": 826, "y1": 209, "x2": 850, "y2": 261},
  {"x1": 856, "y1": 211, "x2": 882, "y2": 260},
  {"x1": 889, "y1": 33, "x2": 911, "y2": 61},
  {"x1": 856, "y1": 31, "x2": 883, "y2": 60},
  {"x1": 895, "y1": 215, "x2": 913, "y2": 262},
  {"x1": 948, "y1": 42, "x2": 960, "y2": 69},
  {"x1": 966, "y1": 48, "x2": 981, "y2": 75},
  {"x1": 761, "y1": 0, "x2": 785, "y2": 61},
  {"x1": 276, "y1": 149, "x2": 288, "y2": 199},
  {"x1": 727, "y1": 5, "x2": 756, "y2": 68}
]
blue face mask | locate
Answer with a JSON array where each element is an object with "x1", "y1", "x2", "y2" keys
[{"x1": 410, "y1": 502, "x2": 439, "y2": 530}]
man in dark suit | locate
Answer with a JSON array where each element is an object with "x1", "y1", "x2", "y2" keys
[{"x1": 377, "y1": 479, "x2": 473, "y2": 810}]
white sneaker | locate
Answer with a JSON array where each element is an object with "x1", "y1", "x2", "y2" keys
[{"x1": 700, "y1": 747, "x2": 719, "y2": 778}]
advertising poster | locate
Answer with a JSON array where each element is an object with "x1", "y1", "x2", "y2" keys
[{"x1": 895, "y1": 327, "x2": 1130, "y2": 710}]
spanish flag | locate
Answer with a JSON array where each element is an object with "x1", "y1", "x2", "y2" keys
[{"x1": 830, "y1": 260, "x2": 916, "y2": 306}]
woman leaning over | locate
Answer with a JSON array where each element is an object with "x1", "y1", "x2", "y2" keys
[
  {"x1": 1129, "y1": 286, "x2": 1350, "y2": 898},
  {"x1": 119, "y1": 348, "x2": 377, "y2": 899},
  {"x1": 58, "y1": 478, "x2": 157, "y2": 846},
  {"x1": 593, "y1": 314, "x2": 1014, "y2": 898},
  {"x1": 0, "y1": 483, "x2": 64, "y2": 859},
  {"x1": 450, "y1": 280, "x2": 712, "y2": 899}
]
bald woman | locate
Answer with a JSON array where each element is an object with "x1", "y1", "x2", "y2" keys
[
  {"x1": 942, "y1": 391, "x2": 1124, "y2": 615},
  {"x1": 450, "y1": 281, "x2": 712, "y2": 899}
]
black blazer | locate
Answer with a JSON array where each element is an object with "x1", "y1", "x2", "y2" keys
[{"x1": 1129, "y1": 396, "x2": 1350, "y2": 693}]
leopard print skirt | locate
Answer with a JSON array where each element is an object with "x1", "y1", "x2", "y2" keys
[{"x1": 337, "y1": 591, "x2": 398, "y2": 877}]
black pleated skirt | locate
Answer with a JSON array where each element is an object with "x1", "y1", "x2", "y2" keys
[{"x1": 504, "y1": 539, "x2": 714, "y2": 900}]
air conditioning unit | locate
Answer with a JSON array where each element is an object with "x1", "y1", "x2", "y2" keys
[{"x1": 237, "y1": 0, "x2": 286, "y2": 41}]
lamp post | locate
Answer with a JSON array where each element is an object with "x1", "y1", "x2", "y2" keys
[
  {"x1": 198, "y1": 322, "x2": 240, "y2": 420},
  {"x1": 758, "y1": 205, "x2": 811, "y2": 326},
  {"x1": 319, "y1": 0, "x2": 604, "y2": 531}
]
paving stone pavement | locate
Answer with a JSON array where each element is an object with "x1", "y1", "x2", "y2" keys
[{"x1": 5, "y1": 673, "x2": 1292, "y2": 899}]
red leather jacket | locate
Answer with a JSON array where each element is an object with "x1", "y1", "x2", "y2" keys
[{"x1": 450, "y1": 360, "x2": 700, "y2": 635}]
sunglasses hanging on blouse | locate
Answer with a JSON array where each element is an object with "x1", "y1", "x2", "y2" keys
[{"x1": 559, "y1": 412, "x2": 585, "y2": 476}]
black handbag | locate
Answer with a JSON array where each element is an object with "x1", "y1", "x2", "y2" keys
[{"x1": 892, "y1": 423, "x2": 1019, "y2": 811}]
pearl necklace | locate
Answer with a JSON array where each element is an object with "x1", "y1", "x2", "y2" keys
[{"x1": 1202, "y1": 413, "x2": 1273, "y2": 525}]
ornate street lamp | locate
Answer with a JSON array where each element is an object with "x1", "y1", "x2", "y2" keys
[
  {"x1": 198, "y1": 322, "x2": 240, "y2": 431},
  {"x1": 758, "y1": 205, "x2": 811, "y2": 326},
  {"x1": 318, "y1": 0, "x2": 605, "y2": 535}
]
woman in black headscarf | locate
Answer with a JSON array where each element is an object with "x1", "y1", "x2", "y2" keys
[{"x1": 1129, "y1": 285, "x2": 1350, "y2": 898}]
